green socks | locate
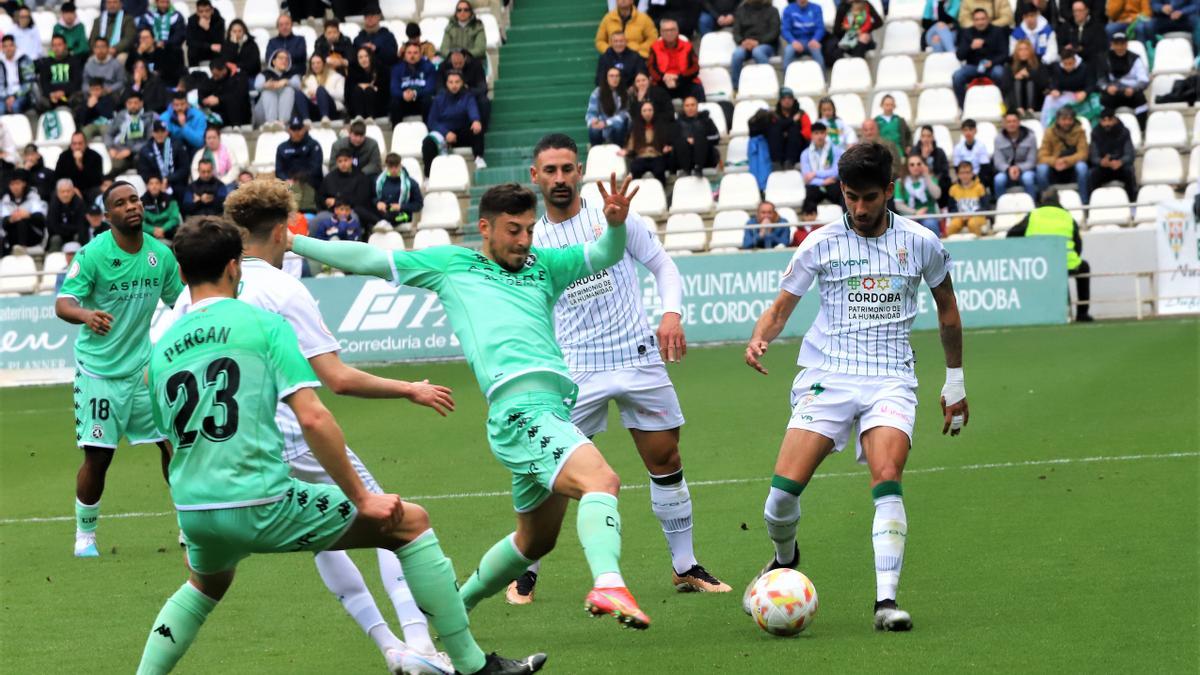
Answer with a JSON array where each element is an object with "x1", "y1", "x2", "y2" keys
[
  {"x1": 397, "y1": 530, "x2": 487, "y2": 675},
  {"x1": 75, "y1": 499, "x2": 99, "y2": 534},
  {"x1": 458, "y1": 533, "x2": 534, "y2": 612},
  {"x1": 577, "y1": 492, "x2": 623, "y2": 583},
  {"x1": 136, "y1": 582, "x2": 217, "y2": 675}
]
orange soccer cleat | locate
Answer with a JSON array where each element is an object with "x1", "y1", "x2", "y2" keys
[{"x1": 584, "y1": 586, "x2": 651, "y2": 630}]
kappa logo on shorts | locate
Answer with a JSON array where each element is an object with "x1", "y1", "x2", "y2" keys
[
  {"x1": 337, "y1": 501, "x2": 352, "y2": 519},
  {"x1": 506, "y1": 412, "x2": 523, "y2": 424},
  {"x1": 315, "y1": 495, "x2": 330, "y2": 514},
  {"x1": 90, "y1": 424, "x2": 104, "y2": 439},
  {"x1": 526, "y1": 425, "x2": 540, "y2": 439},
  {"x1": 553, "y1": 447, "x2": 566, "y2": 462},
  {"x1": 297, "y1": 489, "x2": 309, "y2": 507},
  {"x1": 293, "y1": 532, "x2": 316, "y2": 551},
  {"x1": 540, "y1": 436, "x2": 551, "y2": 449}
]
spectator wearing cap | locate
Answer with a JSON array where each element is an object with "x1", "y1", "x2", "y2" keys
[
  {"x1": 993, "y1": 111, "x2": 1039, "y2": 197},
  {"x1": 276, "y1": 118, "x2": 324, "y2": 191},
  {"x1": 441, "y1": 1, "x2": 487, "y2": 60},
  {"x1": 160, "y1": 91, "x2": 207, "y2": 155},
  {"x1": 391, "y1": 42, "x2": 437, "y2": 124},
  {"x1": 74, "y1": 79, "x2": 117, "y2": 141},
  {"x1": 183, "y1": 158, "x2": 228, "y2": 217},
  {"x1": 89, "y1": 0, "x2": 137, "y2": 63},
  {"x1": 1037, "y1": 106, "x2": 1090, "y2": 202},
  {"x1": 266, "y1": 14, "x2": 307, "y2": 80},
  {"x1": 438, "y1": 48, "x2": 490, "y2": 129},
  {"x1": 315, "y1": 20, "x2": 355, "y2": 73},
  {"x1": 0, "y1": 35, "x2": 37, "y2": 114},
  {"x1": 402, "y1": 22, "x2": 439, "y2": 63},
  {"x1": 742, "y1": 201, "x2": 791, "y2": 249},
  {"x1": 22, "y1": 145, "x2": 55, "y2": 201},
  {"x1": 140, "y1": 172, "x2": 181, "y2": 239},
  {"x1": 197, "y1": 59, "x2": 252, "y2": 128},
  {"x1": 375, "y1": 153, "x2": 423, "y2": 228},
  {"x1": 137, "y1": 119, "x2": 188, "y2": 197},
  {"x1": 47, "y1": 178, "x2": 87, "y2": 251},
  {"x1": 55, "y1": 2, "x2": 92, "y2": 58},
  {"x1": 952, "y1": 119, "x2": 995, "y2": 190},
  {"x1": 185, "y1": 0, "x2": 226, "y2": 67},
  {"x1": 353, "y1": 6, "x2": 400, "y2": 71},
  {"x1": 1058, "y1": 0, "x2": 1108, "y2": 61},
  {"x1": 35, "y1": 35, "x2": 82, "y2": 113},
  {"x1": 424, "y1": 70, "x2": 486, "y2": 172},
  {"x1": 597, "y1": 0, "x2": 658, "y2": 59},
  {"x1": 771, "y1": 88, "x2": 812, "y2": 169},
  {"x1": 330, "y1": 120, "x2": 384, "y2": 181},
  {"x1": 1041, "y1": 47, "x2": 1090, "y2": 127},
  {"x1": 595, "y1": 31, "x2": 647, "y2": 91},
  {"x1": 782, "y1": 0, "x2": 827, "y2": 71},
  {"x1": 700, "y1": 0, "x2": 739, "y2": 36},
  {"x1": 56, "y1": 241, "x2": 83, "y2": 291},
  {"x1": 1097, "y1": 33, "x2": 1149, "y2": 128},
  {"x1": 221, "y1": 19, "x2": 261, "y2": 80},
  {"x1": 800, "y1": 121, "x2": 844, "y2": 210},
  {"x1": 317, "y1": 148, "x2": 377, "y2": 236},
  {"x1": 81, "y1": 203, "x2": 109, "y2": 243},
  {"x1": 648, "y1": 19, "x2": 705, "y2": 102},
  {"x1": 1012, "y1": 3, "x2": 1059, "y2": 64},
  {"x1": 300, "y1": 53, "x2": 346, "y2": 122},
  {"x1": 256, "y1": 50, "x2": 302, "y2": 128},
  {"x1": 731, "y1": 0, "x2": 781, "y2": 89},
  {"x1": 1, "y1": 169, "x2": 47, "y2": 255},
  {"x1": 1150, "y1": 0, "x2": 1199, "y2": 42},
  {"x1": 588, "y1": 67, "x2": 632, "y2": 147},
  {"x1": 673, "y1": 95, "x2": 719, "y2": 177},
  {"x1": 82, "y1": 37, "x2": 126, "y2": 99},
  {"x1": 953, "y1": 8, "x2": 1010, "y2": 106},
  {"x1": 959, "y1": 0, "x2": 1015, "y2": 26},
  {"x1": 55, "y1": 132, "x2": 105, "y2": 200},
  {"x1": 1088, "y1": 108, "x2": 1136, "y2": 200}
]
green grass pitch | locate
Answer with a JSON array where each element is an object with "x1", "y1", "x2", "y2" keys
[{"x1": 1, "y1": 319, "x2": 1197, "y2": 673}]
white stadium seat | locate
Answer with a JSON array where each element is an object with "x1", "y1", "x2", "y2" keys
[
  {"x1": 698, "y1": 31, "x2": 735, "y2": 68},
  {"x1": 90, "y1": 142, "x2": 111, "y2": 175},
  {"x1": 212, "y1": 0, "x2": 236, "y2": 23},
  {"x1": 219, "y1": 133, "x2": 250, "y2": 167},
  {"x1": 870, "y1": 90, "x2": 913, "y2": 123},
  {"x1": 874, "y1": 56, "x2": 918, "y2": 92},
  {"x1": 583, "y1": 144, "x2": 627, "y2": 183},
  {"x1": 122, "y1": 174, "x2": 146, "y2": 196},
  {"x1": 36, "y1": 110, "x2": 74, "y2": 148},
  {"x1": 1134, "y1": 185, "x2": 1176, "y2": 223},
  {"x1": 777, "y1": 207, "x2": 800, "y2": 225},
  {"x1": 972, "y1": 121, "x2": 997, "y2": 153},
  {"x1": 40, "y1": 146, "x2": 62, "y2": 170},
  {"x1": 402, "y1": 157, "x2": 424, "y2": 187},
  {"x1": 830, "y1": 94, "x2": 866, "y2": 127},
  {"x1": 1087, "y1": 187, "x2": 1132, "y2": 226},
  {"x1": 242, "y1": 0, "x2": 281, "y2": 29},
  {"x1": 630, "y1": 178, "x2": 668, "y2": 218},
  {"x1": 921, "y1": 52, "x2": 960, "y2": 89},
  {"x1": 887, "y1": 0, "x2": 927, "y2": 20},
  {"x1": 716, "y1": 173, "x2": 762, "y2": 211},
  {"x1": 1020, "y1": 119, "x2": 1044, "y2": 148},
  {"x1": 294, "y1": 25, "x2": 318, "y2": 57},
  {"x1": 710, "y1": 210, "x2": 751, "y2": 251},
  {"x1": 422, "y1": 0, "x2": 459, "y2": 19},
  {"x1": 730, "y1": 99, "x2": 770, "y2": 136},
  {"x1": 309, "y1": 128, "x2": 338, "y2": 166},
  {"x1": 251, "y1": 27, "x2": 270, "y2": 62},
  {"x1": 994, "y1": 192, "x2": 1034, "y2": 232},
  {"x1": 419, "y1": 17, "x2": 451, "y2": 52},
  {"x1": 915, "y1": 87, "x2": 959, "y2": 125},
  {"x1": 1140, "y1": 147, "x2": 1183, "y2": 185},
  {"x1": 391, "y1": 121, "x2": 428, "y2": 157},
  {"x1": 380, "y1": 0, "x2": 418, "y2": 21},
  {"x1": 663, "y1": 213, "x2": 707, "y2": 252},
  {"x1": 480, "y1": 13, "x2": 502, "y2": 50},
  {"x1": 426, "y1": 155, "x2": 471, "y2": 193},
  {"x1": 579, "y1": 181, "x2": 602, "y2": 206},
  {"x1": 699, "y1": 67, "x2": 734, "y2": 102},
  {"x1": 1193, "y1": 113, "x2": 1200, "y2": 144},
  {"x1": 736, "y1": 64, "x2": 779, "y2": 101},
  {"x1": 1151, "y1": 38, "x2": 1194, "y2": 75},
  {"x1": 1150, "y1": 74, "x2": 1185, "y2": 106},
  {"x1": 881, "y1": 20, "x2": 923, "y2": 56},
  {"x1": 1058, "y1": 189, "x2": 1085, "y2": 226},
  {"x1": 962, "y1": 85, "x2": 1004, "y2": 123},
  {"x1": 783, "y1": 60, "x2": 826, "y2": 98},
  {"x1": 1128, "y1": 39, "x2": 1149, "y2": 65},
  {"x1": 413, "y1": 228, "x2": 452, "y2": 249},
  {"x1": 764, "y1": 170, "x2": 806, "y2": 208},
  {"x1": 0, "y1": 252, "x2": 37, "y2": 295},
  {"x1": 816, "y1": 203, "x2": 844, "y2": 224},
  {"x1": 417, "y1": 192, "x2": 463, "y2": 230},
  {"x1": 1117, "y1": 112, "x2": 1142, "y2": 149},
  {"x1": 933, "y1": 124, "x2": 954, "y2": 152},
  {"x1": 828, "y1": 57, "x2": 872, "y2": 95},
  {"x1": 378, "y1": 231, "x2": 407, "y2": 250},
  {"x1": 1189, "y1": 147, "x2": 1200, "y2": 183},
  {"x1": 669, "y1": 176, "x2": 715, "y2": 214},
  {"x1": 1, "y1": 114, "x2": 31, "y2": 147},
  {"x1": 38, "y1": 252, "x2": 68, "y2": 293},
  {"x1": 698, "y1": 102, "x2": 728, "y2": 139},
  {"x1": 1143, "y1": 111, "x2": 1188, "y2": 148},
  {"x1": 724, "y1": 135, "x2": 750, "y2": 172}
]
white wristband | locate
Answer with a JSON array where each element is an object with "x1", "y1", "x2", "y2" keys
[{"x1": 942, "y1": 367, "x2": 966, "y2": 408}]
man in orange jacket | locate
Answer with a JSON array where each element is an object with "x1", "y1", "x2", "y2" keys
[{"x1": 647, "y1": 19, "x2": 706, "y2": 102}]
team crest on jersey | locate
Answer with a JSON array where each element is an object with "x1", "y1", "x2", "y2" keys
[
  {"x1": 524, "y1": 253, "x2": 538, "y2": 268},
  {"x1": 147, "y1": 251, "x2": 158, "y2": 267},
  {"x1": 90, "y1": 424, "x2": 104, "y2": 439},
  {"x1": 897, "y1": 246, "x2": 908, "y2": 267},
  {"x1": 67, "y1": 261, "x2": 81, "y2": 279}
]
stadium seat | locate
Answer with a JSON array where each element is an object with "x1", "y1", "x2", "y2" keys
[
  {"x1": 698, "y1": 31, "x2": 735, "y2": 68},
  {"x1": 816, "y1": 203, "x2": 844, "y2": 223},
  {"x1": 340, "y1": 23, "x2": 361, "y2": 42},
  {"x1": 776, "y1": 207, "x2": 799, "y2": 225},
  {"x1": 1151, "y1": 38, "x2": 1194, "y2": 75},
  {"x1": 418, "y1": 192, "x2": 462, "y2": 229},
  {"x1": 1, "y1": 114, "x2": 31, "y2": 148},
  {"x1": 38, "y1": 252, "x2": 68, "y2": 293},
  {"x1": 1193, "y1": 113, "x2": 1200, "y2": 145},
  {"x1": 814, "y1": 0, "x2": 837, "y2": 28},
  {"x1": 1087, "y1": 187, "x2": 1132, "y2": 226},
  {"x1": 583, "y1": 144, "x2": 627, "y2": 183},
  {"x1": 579, "y1": 181, "x2": 602, "y2": 206},
  {"x1": 933, "y1": 124, "x2": 954, "y2": 152},
  {"x1": 869, "y1": 90, "x2": 913, "y2": 122},
  {"x1": 1020, "y1": 119, "x2": 1044, "y2": 147},
  {"x1": 887, "y1": 0, "x2": 927, "y2": 20},
  {"x1": 915, "y1": 88, "x2": 958, "y2": 125},
  {"x1": 380, "y1": 0, "x2": 418, "y2": 21},
  {"x1": 0, "y1": 252, "x2": 37, "y2": 295},
  {"x1": 994, "y1": 192, "x2": 1034, "y2": 232},
  {"x1": 973, "y1": 121, "x2": 997, "y2": 153},
  {"x1": 874, "y1": 56, "x2": 918, "y2": 92},
  {"x1": 423, "y1": 0, "x2": 459, "y2": 19},
  {"x1": 1140, "y1": 147, "x2": 1183, "y2": 185},
  {"x1": 413, "y1": 227, "x2": 452, "y2": 249},
  {"x1": 1117, "y1": 112, "x2": 1142, "y2": 149},
  {"x1": 736, "y1": 64, "x2": 780, "y2": 101},
  {"x1": 171, "y1": 1, "x2": 191, "y2": 19},
  {"x1": 90, "y1": 142, "x2": 111, "y2": 175},
  {"x1": 698, "y1": 102, "x2": 729, "y2": 139},
  {"x1": 123, "y1": 174, "x2": 146, "y2": 196},
  {"x1": 796, "y1": 96, "x2": 818, "y2": 120},
  {"x1": 783, "y1": 60, "x2": 826, "y2": 98},
  {"x1": 363, "y1": 124, "x2": 388, "y2": 154},
  {"x1": 669, "y1": 176, "x2": 715, "y2": 214},
  {"x1": 419, "y1": 17, "x2": 451, "y2": 51},
  {"x1": 242, "y1": 0, "x2": 280, "y2": 29},
  {"x1": 630, "y1": 178, "x2": 668, "y2": 218},
  {"x1": 1078, "y1": 117, "x2": 1093, "y2": 143},
  {"x1": 717, "y1": 173, "x2": 762, "y2": 211},
  {"x1": 724, "y1": 135, "x2": 749, "y2": 172},
  {"x1": 880, "y1": 21, "x2": 922, "y2": 56},
  {"x1": 1057, "y1": 188, "x2": 1085, "y2": 226},
  {"x1": 828, "y1": 58, "x2": 872, "y2": 95},
  {"x1": 1189, "y1": 147, "x2": 1200, "y2": 183},
  {"x1": 663, "y1": 213, "x2": 707, "y2": 252},
  {"x1": 33, "y1": 11, "x2": 55, "y2": 45},
  {"x1": 962, "y1": 85, "x2": 1004, "y2": 123},
  {"x1": 375, "y1": 231, "x2": 407, "y2": 250},
  {"x1": 35, "y1": 109, "x2": 74, "y2": 148},
  {"x1": 830, "y1": 94, "x2": 866, "y2": 127},
  {"x1": 921, "y1": 52, "x2": 959, "y2": 89},
  {"x1": 426, "y1": 155, "x2": 471, "y2": 193},
  {"x1": 710, "y1": 210, "x2": 750, "y2": 251},
  {"x1": 1127, "y1": 39, "x2": 1149, "y2": 65},
  {"x1": 40, "y1": 146, "x2": 62, "y2": 169},
  {"x1": 390, "y1": 121, "x2": 428, "y2": 157},
  {"x1": 699, "y1": 67, "x2": 734, "y2": 102},
  {"x1": 764, "y1": 170, "x2": 806, "y2": 208},
  {"x1": 251, "y1": 27, "x2": 270, "y2": 63},
  {"x1": 1143, "y1": 111, "x2": 1188, "y2": 148},
  {"x1": 1149, "y1": 74, "x2": 1185, "y2": 106},
  {"x1": 294, "y1": 25, "x2": 318, "y2": 57},
  {"x1": 730, "y1": 99, "x2": 770, "y2": 136},
  {"x1": 399, "y1": 156, "x2": 424, "y2": 189},
  {"x1": 480, "y1": 13, "x2": 502, "y2": 50},
  {"x1": 1134, "y1": 185, "x2": 1176, "y2": 223},
  {"x1": 309, "y1": 128, "x2": 338, "y2": 166}
]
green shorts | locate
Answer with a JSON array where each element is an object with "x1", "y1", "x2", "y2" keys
[
  {"x1": 73, "y1": 366, "x2": 164, "y2": 449},
  {"x1": 486, "y1": 391, "x2": 591, "y2": 513},
  {"x1": 177, "y1": 478, "x2": 357, "y2": 574}
]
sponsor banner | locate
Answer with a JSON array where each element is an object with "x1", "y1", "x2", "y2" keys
[
  {"x1": 0, "y1": 296, "x2": 76, "y2": 384},
  {"x1": 1155, "y1": 201, "x2": 1200, "y2": 316}
]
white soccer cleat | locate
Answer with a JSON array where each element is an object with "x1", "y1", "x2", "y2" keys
[
  {"x1": 74, "y1": 532, "x2": 99, "y2": 558},
  {"x1": 873, "y1": 600, "x2": 913, "y2": 631},
  {"x1": 385, "y1": 646, "x2": 454, "y2": 675}
]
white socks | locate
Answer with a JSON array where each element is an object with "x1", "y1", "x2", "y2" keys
[
  {"x1": 375, "y1": 548, "x2": 437, "y2": 655},
  {"x1": 649, "y1": 470, "x2": 699, "y2": 574},
  {"x1": 763, "y1": 486, "x2": 801, "y2": 565},
  {"x1": 314, "y1": 551, "x2": 402, "y2": 654},
  {"x1": 871, "y1": 494, "x2": 907, "y2": 602}
]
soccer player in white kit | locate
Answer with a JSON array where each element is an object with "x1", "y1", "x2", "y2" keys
[
  {"x1": 742, "y1": 143, "x2": 970, "y2": 631},
  {"x1": 504, "y1": 133, "x2": 731, "y2": 603},
  {"x1": 157, "y1": 182, "x2": 457, "y2": 675}
]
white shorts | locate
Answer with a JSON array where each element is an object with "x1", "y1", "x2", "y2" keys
[
  {"x1": 571, "y1": 364, "x2": 686, "y2": 438},
  {"x1": 787, "y1": 368, "x2": 918, "y2": 463},
  {"x1": 288, "y1": 446, "x2": 383, "y2": 494}
]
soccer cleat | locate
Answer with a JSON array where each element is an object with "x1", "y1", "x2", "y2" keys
[
  {"x1": 505, "y1": 571, "x2": 537, "y2": 605},
  {"x1": 584, "y1": 587, "x2": 651, "y2": 630},
  {"x1": 455, "y1": 652, "x2": 547, "y2": 675},
  {"x1": 178, "y1": 531, "x2": 187, "y2": 548},
  {"x1": 385, "y1": 645, "x2": 455, "y2": 675},
  {"x1": 673, "y1": 564, "x2": 732, "y2": 593},
  {"x1": 74, "y1": 532, "x2": 99, "y2": 558},
  {"x1": 742, "y1": 544, "x2": 800, "y2": 614},
  {"x1": 873, "y1": 599, "x2": 913, "y2": 632}
]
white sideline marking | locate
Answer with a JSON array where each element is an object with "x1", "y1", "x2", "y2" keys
[{"x1": 1, "y1": 451, "x2": 1195, "y2": 526}]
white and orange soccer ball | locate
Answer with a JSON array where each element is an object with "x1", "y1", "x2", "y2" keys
[{"x1": 747, "y1": 569, "x2": 819, "y2": 637}]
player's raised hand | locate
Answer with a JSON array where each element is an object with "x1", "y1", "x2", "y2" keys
[
  {"x1": 407, "y1": 379, "x2": 455, "y2": 416},
  {"x1": 596, "y1": 172, "x2": 639, "y2": 227},
  {"x1": 940, "y1": 396, "x2": 969, "y2": 436},
  {"x1": 85, "y1": 310, "x2": 113, "y2": 336},
  {"x1": 357, "y1": 492, "x2": 405, "y2": 533},
  {"x1": 657, "y1": 312, "x2": 687, "y2": 363},
  {"x1": 285, "y1": 230, "x2": 297, "y2": 251},
  {"x1": 745, "y1": 339, "x2": 770, "y2": 375}
]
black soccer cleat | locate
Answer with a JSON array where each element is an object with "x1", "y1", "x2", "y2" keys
[
  {"x1": 873, "y1": 599, "x2": 913, "y2": 631},
  {"x1": 459, "y1": 652, "x2": 547, "y2": 675},
  {"x1": 742, "y1": 544, "x2": 800, "y2": 614},
  {"x1": 505, "y1": 571, "x2": 537, "y2": 605}
]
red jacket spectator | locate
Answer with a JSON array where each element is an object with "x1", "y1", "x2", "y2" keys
[{"x1": 648, "y1": 36, "x2": 699, "y2": 86}]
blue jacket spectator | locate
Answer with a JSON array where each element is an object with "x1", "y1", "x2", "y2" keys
[
  {"x1": 741, "y1": 202, "x2": 791, "y2": 249},
  {"x1": 266, "y1": 15, "x2": 307, "y2": 79},
  {"x1": 427, "y1": 86, "x2": 480, "y2": 136},
  {"x1": 1011, "y1": 6, "x2": 1057, "y2": 63},
  {"x1": 782, "y1": 0, "x2": 826, "y2": 70},
  {"x1": 389, "y1": 48, "x2": 437, "y2": 122},
  {"x1": 159, "y1": 96, "x2": 206, "y2": 154},
  {"x1": 275, "y1": 119, "x2": 323, "y2": 189},
  {"x1": 353, "y1": 8, "x2": 400, "y2": 70}
]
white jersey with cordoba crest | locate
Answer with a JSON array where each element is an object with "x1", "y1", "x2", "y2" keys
[
  {"x1": 780, "y1": 211, "x2": 951, "y2": 379},
  {"x1": 533, "y1": 201, "x2": 663, "y2": 372}
]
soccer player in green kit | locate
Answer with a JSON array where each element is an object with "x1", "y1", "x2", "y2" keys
[
  {"x1": 138, "y1": 217, "x2": 545, "y2": 675},
  {"x1": 56, "y1": 181, "x2": 184, "y2": 558},
  {"x1": 290, "y1": 177, "x2": 654, "y2": 629}
]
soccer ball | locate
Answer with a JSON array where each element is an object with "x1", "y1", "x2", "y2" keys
[{"x1": 747, "y1": 568, "x2": 819, "y2": 636}]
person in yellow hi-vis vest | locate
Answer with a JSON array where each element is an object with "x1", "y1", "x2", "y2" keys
[{"x1": 1006, "y1": 187, "x2": 1093, "y2": 322}]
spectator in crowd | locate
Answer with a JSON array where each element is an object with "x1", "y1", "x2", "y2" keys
[
  {"x1": 673, "y1": 95, "x2": 719, "y2": 177},
  {"x1": 300, "y1": 53, "x2": 345, "y2": 122},
  {"x1": 1037, "y1": 106, "x2": 1090, "y2": 201},
  {"x1": 441, "y1": 1, "x2": 487, "y2": 60},
  {"x1": 627, "y1": 70, "x2": 674, "y2": 121},
  {"x1": 221, "y1": 19, "x2": 261, "y2": 79},
  {"x1": 620, "y1": 100, "x2": 673, "y2": 185},
  {"x1": 731, "y1": 0, "x2": 781, "y2": 88},
  {"x1": 330, "y1": 120, "x2": 383, "y2": 180},
  {"x1": 255, "y1": 50, "x2": 302, "y2": 128},
  {"x1": 23, "y1": 145, "x2": 56, "y2": 200},
  {"x1": 597, "y1": 0, "x2": 658, "y2": 58},
  {"x1": 316, "y1": 20, "x2": 355, "y2": 72},
  {"x1": 276, "y1": 117, "x2": 323, "y2": 190},
  {"x1": 947, "y1": 160, "x2": 991, "y2": 235},
  {"x1": 771, "y1": 88, "x2": 812, "y2": 169},
  {"x1": 131, "y1": 26, "x2": 183, "y2": 87},
  {"x1": 782, "y1": 0, "x2": 827, "y2": 71},
  {"x1": 1005, "y1": 38, "x2": 1050, "y2": 115},
  {"x1": 874, "y1": 94, "x2": 912, "y2": 154},
  {"x1": 1087, "y1": 107, "x2": 1136, "y2": 199},
  {"x1": 1097, "y1": 33, "x2": 1148, "y2": 128},
  {"x1": 345, "y1": 46, "x2": 389, "y2": 120},
  {"x1": 815, "y1": 96, "x2": 857, "y2": 149},
  {"x1": 1106, "y1": 0, "x2": 1153, "y2": 41},
  {"x1": 953, "y1": 8, "x2": 1010, "y2": 105},
  {"x1": 375, "y1": 153, "x2": 423, "y2": 229},
  {"x1": 106, "y1": 92, "x2": 156, "y2": 177},
  {"x1": 353, "y1": 6, "x2": 400, "y2": 71},
  {"x1": 742, "y1": 201, "x2": 790, "y2": 249},
  {"x1": 894, "y1": 153, "x2": 943, "y2": 236},
  {"x1": 423, "y1": 70, "x2": 486, "y2": 172},
  {"x1": 390, "y1": 42, "x2": 437, "y2": 123},
  {"x1": 1150, "y1": 0, "x2": 1199, "y2": 41},
  {"x1": 55, "y1": 2, "x2": 92, "y2": 59},
  {"x1": 0, "y1": 169, "x2": 46, "y2": 255},
  {"x1": 81, "y1": 203, "x2": 109, "y2": 243},
  {"x1": 959, "y1": 0, "x2": 1015, "y2": 26},
  {"x1": 287, "y1": 169, "x2": 318, "y2": 213},
  {"x1": 1041, "y1": 46, "x2": 1090, "y2": 126},
  {"x1": 317, "y1": 148, "x2": 376, "y2": 231},
  {"x1": 438, "y1": 48, "x2": 490, "y2": 128},
  {"x1": 11, "y1": 7, "x2": 42, "y2": 61},
  {"x1": 312, "y1": 198, "x2": 363, "y2": 241},
  {"x1": 266, "y1": 14, "x2": 307, "y2": 79},
  {"x1": 830, "y1": 0, "x2": 880, "y2": 61},
  {"x1": 952, "y1": 118, "x2": 994, "y2": 188},
  {"x1": 186, "y1": 0, "x2": 226, "y2": 66},
  {"x1": 55, "y1": 132, "x2": 105, "y2": 199},
  {"x1": 236, "y1": 169, "x2": 254, "y2": 186},
  {"x1": 0, "y1": 35, "x2": 37, "y2": 114},
  {"x1": 1058, "y1": 0, "x2": 1108, "y2": 60},
  {"x1": 912, "y1": 123, "x2": 952, "y2": 199},
  {"x1": 800, "y1": 121, "x2": 844, "y2": 209},
  {"x1": 137, "y1": 120, "x2": 188, "y2": 197},
  {"x1": 140, "y1": 172, "x2": 180, "y2": 239},
  {"x1": 1006, "y1": 187, "x2": 1091, "y2": 321},
  {"x1": 183, "y1": 158, "x2": 227, "y2": 216},
  {"x1": 161, "y1": 91, "x2": 206, "y2": 154},
  {"x1": 924, "y1": 0, "x2": 960, "y2": 54},
  {"x1": 138, "y1": 0, "x2": 186, "y2": 61},
  {"x1": 74, "y1": 79, "x2": 117, "y2": 140},
  {"x1": 993, "y1": 111, "x2": 1039, "y2": 196},
  {"x1": 127, "y1": 58, "x2": 168, "y2": 114},
  {"x1": 587, "y1": 67, "x2": 632, "y2": 147},
  {"x1": 35, "y1": 35, "x2": 82, "y2": 112},
  {"x1": 595, "y1": 31, "x2": 647, "y2": 90},
  {"x1": 83, "y1": 37, "x2": 126, "y2": 99},
  {"x1": 700, "y1": 0, "x2": 739, "y2": 36},
  {"x1": 649, "y1": 0, "x2": 703, "y2": 36},
  {"x1": 190, "y1": 127, "x2": 236, "y2": 185},
  {"x1": 859, "y1": 118, "x2": 905, "y2": 180},
  {"x1": 402, "y1": 22, "x2": 438, "y2": 63},
  {"x1": 196, "y1": 59, "x2": 252, "y2": 128},
  {"x1": 789, "y1": 204, "x2": 822, "y2": 246},
  {"x1": 47, "y1": 179, "x2": 87, "y2": 251},
  {"x1": 1012, "y1": 3, "x2": 1059, "y2": 63},
  {"x1": 648, "y1": 19, "x2": 704, "y2": 101},
  {"x1": 91, "y1": 0, "x2": 137, "y2": 62}
]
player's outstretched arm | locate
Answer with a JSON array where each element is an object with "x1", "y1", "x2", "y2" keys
[
  {"x1": 289, "y1": 233, "x2": 394, "y2": 280},
  {"x1": 931, "y1": 275, "x2": 969, "y2": 436},
  {"x1": 54, "y1": 297, "x2": 112, "y2": 335},
  {"x1": 308, "y1": 352, "x2": 455, "y2": 415},
  {"x1": 745, "y1": 290, "x2": 802, "y2": 375}
]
